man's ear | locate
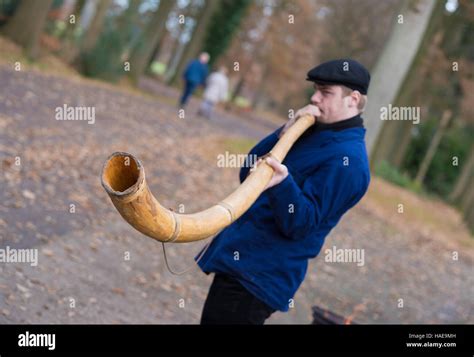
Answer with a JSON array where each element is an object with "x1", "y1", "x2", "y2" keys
[{"x1": 350, "y1": 91, "x2": 361, "y2": 108}]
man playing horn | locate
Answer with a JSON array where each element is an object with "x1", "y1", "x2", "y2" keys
[{"x1": 197, "y1": 59, "x2": 371, "y2": 324}]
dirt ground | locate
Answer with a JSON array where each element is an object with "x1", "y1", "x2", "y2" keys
[{"x1": 0, "y1": 61, "x2": 472, "y2": 324}]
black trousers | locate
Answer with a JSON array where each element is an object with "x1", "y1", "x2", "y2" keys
[{"x1": 200, "y1": 273, "x2": 276, "y2": 325}]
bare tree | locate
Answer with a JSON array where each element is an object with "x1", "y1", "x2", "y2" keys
[
  {"x1": 371, "y1": 0, "x2": 447, "y2": 167},
  {"x1": 169, "y1": 0, "x2": 220, "y2": 85},
  {"x1": 364, "y1": 0, "x2": 437, "y2": 157},
  {"x1": 128, "y1": 0, "x2": 175, "y2": 82},
  {"x1": 81, "y1": 0, "x2": 113, "y2": 53},
  {"x1": 450, "y1": 144, "x2": 474, "y2": 203},
  {"x1": 2, "y1": 0, "x2": 54, "y2": 59}
]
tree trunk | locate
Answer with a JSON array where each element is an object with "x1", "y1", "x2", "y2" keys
[
  {"x1": 371, "y1": 119, "x2": 401, "y2": 165},
  {"x1": 463, "y1": 188, "x2": 474, "y2": 234},
  {"x1": 168, "y1": 0, "x2": 220, "y2": 86},
  {"x1": 81, "y1": 0, "x2": 112, "y2": 53},
  {"x1": 364, "y1": 0, "x2": 437, "y2": 158},
  {"x1": 114, "y1": 0, "x2": 143, "y2": 61},
  {"x1": 202, "y1": 0, "x2": 251, "y2": 67},
  {"x1": 165, "y1": 32, "x2": 182, "y2": 71},
  {"x1": 370, "y1": 1, "x2": 446, "y2": 168},
  {"x1": 163, "y1": 3, "x2": 195, "y2": 80},
  {"x1": 146, "y1": 33, "x2": 167, "y2": 70},
  {"x1": 80, "y1": 0, "x2": 99, "y2": 31},
  {"x1": 128, "y1": 0, "x2": 174, "y2": 82},
  {"x1": 61, "y1": 0, "x2": 86, "y2": 41},
  {"x1": 61, "y1": 0, "x2": 87, "y2": 62},
  {"x1": 450, "y1": 144, "x2": 474, "y2": 203},
  {"x1": 415, "y1": 110, "x2": 452, "y2": 185},
  {"x1": 230, "y1": 75, "x2": 245, "y2": 101},
  {"x1": 2, "y1": 0, "x2": 54, "y2": 59},
  {"x1": 164, "y1": 40, "x2": 187, "y2": 83},
  {"x1": 391, "y1": 121, "x2": 414, "y2": 167},
  {"x1": 251, "y1": 64, "x2": 270, "y2": 109}
]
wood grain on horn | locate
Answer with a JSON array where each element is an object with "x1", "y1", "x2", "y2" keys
[{"x1": 100, "y1": 114, "x2": 316, "y2": 243}]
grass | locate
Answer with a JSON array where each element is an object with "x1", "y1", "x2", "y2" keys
[
  {"x1": 192, "y1": 135, "x2": 257, "y2": 168},
  {"x1": 364, "y1": 177, "x2": 474, "y2": 245},
  {"x1": 234, "y1": 96, "x2": 251, "y2": 108},
  {"x1": 374, "y1": 160, "x2": 423, "y2": 194},
  {"x1": 221, "y1": 137, "x2": 257, "y2": 154}
]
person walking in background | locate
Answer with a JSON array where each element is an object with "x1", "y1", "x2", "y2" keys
[
  {"x1": 179, "y1": 52, "x2": 210, "y2": 107},
  {"x1": 198, "y1": 66, "x2": 229, "y2": 120}
]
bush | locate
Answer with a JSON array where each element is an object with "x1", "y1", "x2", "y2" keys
[
  {"x1": 149, "y1": 61, "x2": 166, "y2": 76},
  {"x1": 80, "y1": 8, "x2": 139, "y2": 82},
  {"x1": 81, "y1": 26, "x2": 125, "y2": 82},
  {"x1": 374, "y1": 161, "x2": 423, "y2": 194},
  {"x1": 0, "y1": 0, "x2": 19, "y2": 26},
  {"x1": 402, "y1": 118, "x2": 473, "y2": 197}
]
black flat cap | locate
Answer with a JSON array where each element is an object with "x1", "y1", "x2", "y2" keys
[{"x1": 306, "y1": 59, "x2": 371, "y2": 94}]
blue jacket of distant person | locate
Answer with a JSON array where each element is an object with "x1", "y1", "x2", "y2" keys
[
  {"x1": 183, "y1": 59, "x2": 208, "y2": 85},
  {"x1": 196, "y1": 115, "x2": 371, "y2": 312}
]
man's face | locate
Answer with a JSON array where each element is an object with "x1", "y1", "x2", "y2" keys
[{"x1": 310, "y1": 84, "x2": 353, "y2": 123}]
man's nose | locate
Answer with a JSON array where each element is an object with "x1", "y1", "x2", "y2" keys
[{"x1": 311, "y1": 92, "x2": 320, "y2": 104}]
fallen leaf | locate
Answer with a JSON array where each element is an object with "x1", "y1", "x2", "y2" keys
[{"x1": 22, "y1": 189, "x2": 35, "y2": 200}]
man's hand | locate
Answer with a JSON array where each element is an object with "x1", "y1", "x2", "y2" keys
[
  {"x1": 248, "y1": 155, "x2": 288, "y2": 188},
  {"x1": 279, "y1": 104, "x2": 321, "y2": 138},
  {"x1": 264, "y1": 157, "x2": 288, "y2": 189}
]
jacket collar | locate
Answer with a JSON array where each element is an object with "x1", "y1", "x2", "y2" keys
[
  {"x1": 297, "y1": 114, "x2": 365, "y2": 144},
  {"x1": 313, "y1": 114, "x2": 364, "y2": 132}
]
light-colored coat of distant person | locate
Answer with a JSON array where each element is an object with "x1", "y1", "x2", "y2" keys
[{"x1": 198, "y1": 66, "x2": 229, "y2": 119}]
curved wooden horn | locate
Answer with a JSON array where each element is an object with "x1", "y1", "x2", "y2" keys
[{"x1": 101, "y1": 115, "x2": 315, "y2": 243}]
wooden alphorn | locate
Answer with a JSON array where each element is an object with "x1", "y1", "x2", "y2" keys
[{"x1": 101, "y1": 115, "x2": 315, "y2": 243}]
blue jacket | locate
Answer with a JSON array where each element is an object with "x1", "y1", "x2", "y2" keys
[
  {"x1": 197, "y1": 116, "x2": 371, "y2": 311},
  {"x1": 183, "y1": 59, "x2": 208, "y2": 85}
]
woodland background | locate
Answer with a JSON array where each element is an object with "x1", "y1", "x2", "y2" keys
[{"x1": 0, "y1": 0, "x2": 472, "y2": 324}]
